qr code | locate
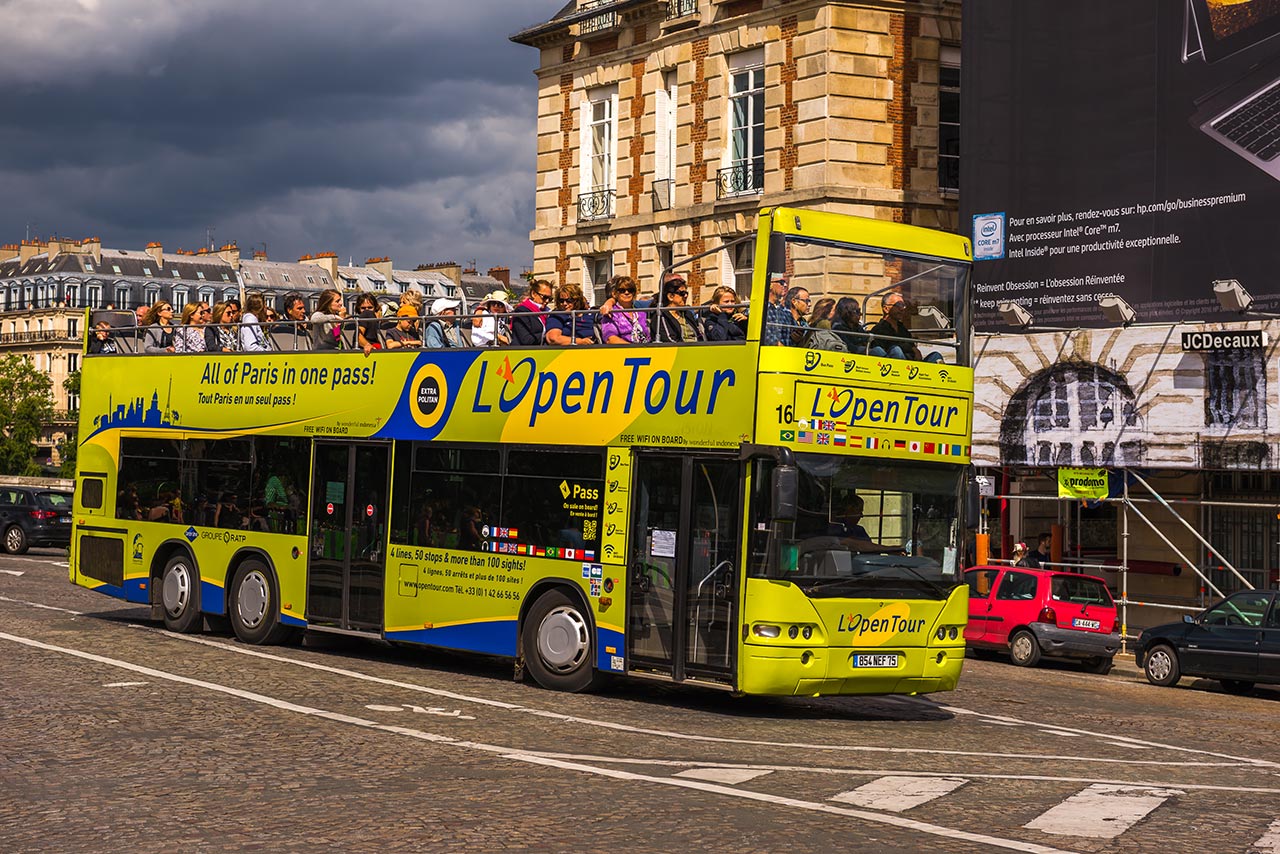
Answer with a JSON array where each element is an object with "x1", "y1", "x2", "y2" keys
[
  {"x1": 583, "y1": 519, "x2": 598, "y2": 541},
  {"x1": 610, "y1": 655, "x2": 625, "y2": 672}
]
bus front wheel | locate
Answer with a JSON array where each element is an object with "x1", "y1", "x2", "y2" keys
[
  {"x1": 229, "y1": 560, "x2": 294, "y2": 645},
  {"x1": 522, "y1": 590, "x2": 598, "y2": 692}
]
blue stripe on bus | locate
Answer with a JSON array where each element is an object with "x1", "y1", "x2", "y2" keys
[
  {"x1": 386, "y1": 620, "x2": 518, "y2": 656},
  {"x1": 124, "y1": 576, "x2": 149, "y2": 604},
  {"x1": 596, "y1": 626, "x2": 626, "y2": 672},
  {"x1": 200, "y1": 580, "x2": 226, "y2": 615},
  {"x1": 280, "y1": 613, "x2": 307, "y2": 627}
]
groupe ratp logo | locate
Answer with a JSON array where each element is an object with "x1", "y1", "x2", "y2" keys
[{"x1": 184, "y1": 526, "x2": 198, "y2": 542}]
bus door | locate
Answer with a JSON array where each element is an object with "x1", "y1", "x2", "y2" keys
[
  {"x1": 307, "y1": 442, "x2": 391, "y2": 633},
  {"x1": 627, "y1": 453, "x2": 741, "y2": 684}
]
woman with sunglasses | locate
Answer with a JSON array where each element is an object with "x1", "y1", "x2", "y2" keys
[
  {"x1": 205, "y1": 302, "x2": 240, "y2": 352},
  {"x1": 546, "y1": 283, "x2": 596, "y2": 346},
  {"x1": 141, "y1": 300, "x2": 176, "y2": 353},
  {"x1": 174, "y1": 302, "x2": 209, "y2": 352},
  {"x1": 600, "y1": 276, "x2": 649, "y2": 345},
  {"x1": 512, "y1": 279, "x2": 553, "y2": 346},
  {"x1": 655, "y1": 275, "x2": 704, "y2": 343}
]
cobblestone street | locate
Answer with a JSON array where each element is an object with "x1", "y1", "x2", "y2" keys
[{"x1": 3, "y1": 550, "x2": 1278, "y2": 853}]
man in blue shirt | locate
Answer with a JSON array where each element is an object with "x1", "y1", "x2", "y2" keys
[
  {"x1": 763, "y1": 272, "x2": 793, "y2": 346},
  {"x1": 828, "y1": 496, "x2": 903, "y2": 553}
]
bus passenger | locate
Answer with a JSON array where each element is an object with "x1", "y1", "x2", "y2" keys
[
  {"x1": 599, "y1": 276, "x2": 649, "y2": 344},
  {"x1": 868, "y1": 292, "x2": 943, "y2": 363},
  {"x1": 703, "y1": 286, "x2": 747, "y2": 342},
  {"x1": 400, "y1": 289, "x2": 424, "y2": 317},
  {"x1": 88, "y1": 321, "x2": 118, "y2": 354},
  {"x1": 472, "y1": 290, "x2": 511, "y2": 347},
  {"x1": 512, "y1": 279, "x2": 553, "y2": 346},
  {"x1": 311, "y1": 289, "x2": 346, "y2": 350},
  {"x1": 240, "y1": 292, "x2": 273, "y2": 352},
  {"x1": 424, "y1": 298, "x2": 463, "y2": 348},
  {"x1": 784, "y1": 287, "x2": 812, "y2": 346},
  {"x1": 656, "y1": 275, "x2": 704, "y2": 343},
  {"x1": 831, "y1": 297, "x2": 867, "y2": 354},
  {"x1": 207, "y1": 302, "x2": 240, "y2": 352},
  {"x1": 174, "y1": 303, "x2": 209, "y2": 353},
  {"x1": 805, "y1": 297, "x2": 847, "y2": 352},
  {"x1": 354, "y1": 292, "x2": 381, "y2": 355},
  {"x1": 141, "y1": 301, "x2": 176, "y2": 353},
  {"x1": 275, "y1": 291, "x2": 310, "y2": 351},
  {"x1": 459, "y1": 506, "x2": 483, "y2": 550},
  {"x1": 546, "y1": 283, "x2": 596, "y2": 345},
  {"x1": 384, "y1": 306, "x2": 422, "y2": 349},
  {"x1": 763, "y1": 272, "x2": 792, "y2": 346}
]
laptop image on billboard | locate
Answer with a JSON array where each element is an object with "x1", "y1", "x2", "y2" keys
[{"x1": 1185, "y1": 0, "x2": 1280, "y2": 178}]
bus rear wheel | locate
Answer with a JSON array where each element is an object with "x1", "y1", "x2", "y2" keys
[
  {"x1": 160, "y1": 554, "x2": 202, "y2": 633},
  {"x1": 522, "y1": 590, "x2": 598, "y2": 692},
  {"x1": 229, "y1": 560, "x2": 294, "y2": 645}
]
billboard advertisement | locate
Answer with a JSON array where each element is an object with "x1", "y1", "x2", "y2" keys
[{"x1": 963, "y1": 1, "x2": 1280, "y2": 330}]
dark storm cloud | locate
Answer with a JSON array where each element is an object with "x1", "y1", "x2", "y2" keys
[{"x1": 0, "y1": 0, "x2": 565, "y2": 273}]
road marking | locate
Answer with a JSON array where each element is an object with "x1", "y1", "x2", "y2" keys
[
  {"x1": 0, "y1": 555, "x2": 66, "y2": 565},
  {"x1": 1254, "y1": 818, "x2": 1280, "y2": 852},
  {"x1": 1036, "y1": 730, "x2": 1081, "y2": 738},
  {"x1": 143, "y1": 628, "x2": 1261, "y2": 769},
  {"x1": 0, "y1": 595, "x2": 83, "y2": 615},
  {"x1": 364, "y1": 703, "x2": 475, "y2": 720},
  {"x1": 1024, "y1": 784, "x2": 1182, "y2": 839},
  {"x1": 675, "y1": 768, "x2": 772, "y2": 785},
  {"x1": 831, "y1": 776, "x2": 967, "y2": 811},
  {"x1": 104, "y1": 681, "x2": 149, "y2": 688},
  {"x1": 0, "y1": 570, "x2": 24, "y2": 577},
  {"x1": 0, "y1": 629, "x2": 1080, "y2": 854}
]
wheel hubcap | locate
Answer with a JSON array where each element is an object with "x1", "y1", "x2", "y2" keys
[
  {"x1": 5, "y1": 528, "x2": 20, "y2": 551},
  {"x1": 237, "y1": 570, "x2": 269, "y2": 630},
  {"x1": 162, "y1": 563, "x2": 192, "y2": 618},
  {"x1": 1148, "y1": 651, "x2": 1171, "y2": 681},
  {"x1": 1012, "y1": 635, "x2": 1032, "y2": 661},
  {"x1": 537, "y1": 606, "x2": 589, "y2": 673}
]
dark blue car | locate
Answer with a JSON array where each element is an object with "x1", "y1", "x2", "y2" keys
[
  {"x1": 1135, "y1": 590, "x2": 1280, "y2": 695},
  {"x1": 0, "y1": 488, "x2": 73, "y2": 554}
]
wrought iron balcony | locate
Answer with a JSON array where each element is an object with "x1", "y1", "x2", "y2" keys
[
  {"x1": 667, "y1": 0, "x2": 698, "y2": 18},
  {"x1": 717, "y1": 159, "x2": 764, "y2": 199},
  {"x1": 0, "y1": 330, "x2": 76, "y2": 344},
  {"x1": 579, "y1": 0, "x2": 618, "y2": 35},
  {"x1": 578, "y1": 189, "x2": 617, "y2": 222}
]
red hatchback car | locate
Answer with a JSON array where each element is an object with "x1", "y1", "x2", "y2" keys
[{"x1": 963, "y1": 566, "x2": 1121, "y2": 674}]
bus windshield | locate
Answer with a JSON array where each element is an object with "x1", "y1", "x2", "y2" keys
[{"x1": 750, "y1": 453, "x2": 964, "y2": 599}]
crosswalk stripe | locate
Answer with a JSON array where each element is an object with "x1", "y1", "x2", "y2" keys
[
  {"x1": 830, "y1": 776, "x2": 968, "y2": 812},
  {"x1": 1253, "y1": 818, "x2": 1280, "y2": 853},
  {"x1": 674, "y1": 768, "x2": 772, "y2": 785},
  {"x1": 1025, "y1": 784, "x2": 1182, "y2": 839}
]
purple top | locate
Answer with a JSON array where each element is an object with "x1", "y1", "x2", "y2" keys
[{"x1": 599, "y1": 308, "x2": 650, "y2": 344}]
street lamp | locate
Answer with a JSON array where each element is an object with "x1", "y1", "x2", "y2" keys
[
  {"x1": 1097, "y1": 294, "x2": 1136, "y2": 326},
  {"x1": 1213, "y1": 278, "x2": 1253, "y2": 313}
]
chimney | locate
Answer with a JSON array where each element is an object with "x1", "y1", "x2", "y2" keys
[
  {"x1": 253, "y1": 249, "x2": 268, "y2": 261},
  {"x1": 487, "y1": 266, "x2": 511, "y2": 288},
  {"x1": 80, "y1": 236, "x2": 102, "y2": 264},
  {"x1": 146, "y1": 242, "x2": 164, "y2": 267},
  {"x1": 421, "y1": 261, "x2": 461, "y2": 286},
  {"x1": 0, "y1": 244, "x2": 20, "y2": 263},
  {"x1": 216, "y1": 242, "x2": 240, "y2": 267},
  {"x1": 47, "y1": 237, "x2": 72, "y2": 259},
  {"x1": 19, "y1": 239, "x2": 45, "y2": 265},
  {"x1": 299, "y1": 251, "x2": 339, "y2": 282},
  {"x1": 365, "y1": 256, "x2": 394, "y2": 283}
]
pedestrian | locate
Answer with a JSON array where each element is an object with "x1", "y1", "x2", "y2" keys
[{"x1": 1012, "y1": 541, "x2": 1032, "y2": 567}]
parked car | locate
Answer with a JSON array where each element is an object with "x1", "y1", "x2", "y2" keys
[
  {"x1": 963, "y1": 565, "x2": 1121, "y2": 673},
  {"x1": 1134, "y1": 589, "x2": 1280, "y2": 694},
  {"x1": 0, "y1": 488, "x2": 73, "y2": 554}
]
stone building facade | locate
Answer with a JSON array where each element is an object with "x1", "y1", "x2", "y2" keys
[{"x1": 512, "y1": 0, "x2": 961, "y2": 303}]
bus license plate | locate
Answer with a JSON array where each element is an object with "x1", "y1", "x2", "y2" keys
[
  {"x1": 852, "y1": 654, "x2": 898, "y2": 668},
  {"x1": 1072, "y1": 618, "x2": 1100, "y2": 629}
]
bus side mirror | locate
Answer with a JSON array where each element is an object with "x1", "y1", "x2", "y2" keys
[
  {"x1": 965, "y1": 479, "x2": 980, "y2": 531},
  {"x1": 772, "y1": 465, "x2": 797, "y2": 521}
]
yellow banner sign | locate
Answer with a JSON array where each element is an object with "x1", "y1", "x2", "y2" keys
[{"x1": 1058, "y1": 467, "x2": 1109, "y2": 499}]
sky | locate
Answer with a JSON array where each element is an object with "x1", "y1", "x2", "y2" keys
[{"x1": 0, "y1": 0, "x2": 567, "y2": 276}]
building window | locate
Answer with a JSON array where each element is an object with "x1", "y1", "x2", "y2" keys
[
  {"x1": 144, "y1": 286, "x2": 160, "y2": 306},
  {"x1": 198, "y1": 288, "x2": 214, "y2": 304},
  {"x1": 171, "y1": 269, "x2": 180, "y2": 278},
  {"x1": 114, "y1": 285, "x2": 129, "y2": 307},
  {"x1": 196, "y1": 271, "x2": 205, "y2": 280},
  {"x1": 87, "y1": 285, "x2": 101, "y2": 308},
  {"x1": 282, "y1": 273, "x2": 291, "y2": 282},
  {"x1": 583, "y1": 255, "x2": 613, "y2": 306},
  {"x1": 656, "y1": 69, "x2": 678, "y2": 184},
  {"x1": 939, "y1": 46, "x2": 960, "y2": 194},
  {"x1": 68, "y1": 318, "x2": 78, "y2": 338},
  {"x1": 172, "y1": 287, "x2": 188, "y2": 307},
  {"x1": 142, "y1": 267, "x2": 153, "y2": 277},
  {"x1": 722, "y1": 50, "x2": 765, "y2": 198},
  {"x1": 729, "y1": 239, "x2": 754, "y2": 295},
  {"x1": 306, "y1": 275, "x2": 315, "y2": 284},
  {"x1": 84, "y1": 261, "x2": 95, "y2": 273},
  {"x1": 579, "y1": 85, "x2": 618, "y2": 220},
  {"x1": 65, "y1": 284, "x2": 78, "y2": 307},
  {"x1": 1206, "y1": 349, "x2": 1266, "y2": 429},
  {"x1": 258, "y1": 272, "x2": 267, "y2": 281}
]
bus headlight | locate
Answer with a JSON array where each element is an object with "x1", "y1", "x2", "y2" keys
[
  {"x1": 752, "y1": 623, "x2": 782, "y2": 638},
  {"x1": 788, "y1": 625, "x2": 799, "y2": 639},
  {"x1": 802, "y1": 626, "x2": 813, "y2": 640}
]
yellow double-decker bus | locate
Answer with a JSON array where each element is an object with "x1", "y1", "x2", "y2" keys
[{"x1": 69, "y1": 207, "x2": 973, "y2": 696}]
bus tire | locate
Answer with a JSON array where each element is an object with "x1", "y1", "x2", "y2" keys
[
  {"x1": 229, "y1": 560, "x2": 293, "y2": 646},
  {"x1": 522, "y1": 589, "x2": 598, "y2": 692},
  {"x1": 160, "y1": 553, "x2": 202, "y2": 634}
]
